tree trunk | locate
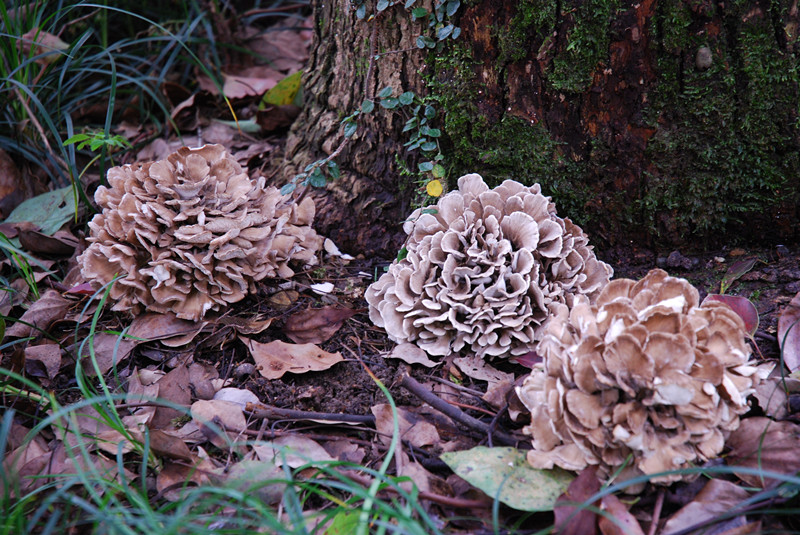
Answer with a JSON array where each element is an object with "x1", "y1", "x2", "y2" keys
[
  {"x1": 282, "y1": 0, "x2": 800, "y2": 255},
  {"x1": 279, "y1": 0, "x2": 429, "y2": 257}
]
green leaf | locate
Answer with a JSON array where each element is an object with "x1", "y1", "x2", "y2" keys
[
  {"x1": 720, "y1": 257, "x2": 760, "y2": 294},
  {"x1": 3, "y1": 186, "x2": 75, "y2": 236},
  {"x1": 326, "y1": 160, "x2": 341, "y2": 180},
  {"x1": 396, "y1": 246, "x2": 408, "y2": 262},
  {"x1": 415, "y1": 36, "x2": 427, "y2": 49},
  {"x1": 404, "y1": 0, "x2": 416, "y2": 7},
  {"x1": 399, "y1": 91, "x2": 415, "y2": 105},
  {"x1": 452, "y1": 27, "x2": 461, "y2": 39},
  {"x1": 432, "y1": 164, "x2": 446, "y2": 178},
  {"x1": 418, "y1": 161, "x2": 434, "y2": 172},
  {"x1": 378, "y1": 86, "x2": 393, "y2": 98},
  {"x1": 402, "y1": 117, "x2": 418, "y2": 132},
  {"x1": 308, "y1": 169, "x2": 327, "y2": 188},
  {"x1": 280, "y1": 183, "x2": 296, "y2": 195},
  {"x1": 424, "y1": 105, "x2": 436, "y2": 119},
  {"x1": 446, "y1": 0, "x2": 460, "y2": 16},
  {"x1": 441, "y1": 447, "x2": 573, "y2": 512},
  {"x1": 361, "y1": 99, "x2": 375, "y2": 114},
  {"x1": 437, "y1": 24, "x2": 454, "y2": 40},
  {"x1": 343, "y1": 121, "x2": 358, "y2": 138},
  {"x1": 260, "y1": 71, "x2": 303, "y2": 108},
  {"x1": 377, "y1": 0, "x2": 390, "y2": 11},
  {"x1": 63, "y1": 133, "x2": 90, "y2": 147},
  {"x1": 411, "y1": 7, "x2": 428, "y2": 18},
  {"x1": 420, "y1": 141, "x2": 437, "y2": 152},
  {"x1": 380, "y1": 98, "x2": 399, "y2": 109},
  {"x1": 356, "y1": 3, "x2": 366, "y2": 19},
  {"x1": 424, "y1": 127, "x2": 442, "y2": 137}
]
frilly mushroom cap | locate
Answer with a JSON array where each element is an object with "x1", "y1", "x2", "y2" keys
[
  {"x1": 365, "y1": 173, "x2": 613, "y2": 359},
  {"x1": 517, "y1": 268, "x2": 773, "y2": 485},
  {"x1": 79, "y1": 144, "x2": 321, "y2": 321}
]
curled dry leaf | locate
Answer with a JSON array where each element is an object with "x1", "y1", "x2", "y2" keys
[
  {"x1": 209, "y1": 460, "x2": 285, "y2": 505},
  {"x1": 598, "y1": 494, "x2": 645, "y2": 535},
  {"x1": 127, "y1": 312, "x2": 208, "y2": 347},
  {"x1": 777, "y1": 290, "x2": 800, "y2": 372},
  {"x1": 283, "y1": 306, "x2": 357, "y2": 344},
  {"x1": 371, "y1": 404, "x2": 440, "y2": 449},
  {"x1": 554, "y1": 466, "x2": 600, "y2": 535},
  {"x1": 24, "y1": 343, "x2": 61, "y2": 380},
  {"x1": 150, "y1": 364, "x2": 191, "y2": 430},
  {"x1": 725, "y1": 416, "x2": 800, "y2": 488},
  {"x1": 157, "y1": 458, "x2": 213, "y2": 502},
  {"x1": 191, "y1": 399, "x2": 248, "y2": 435},
  {"x1": 5, "y1": 290, "x2": 71, "y2": 340},
  {"x1": 81, "y1": 333, "x2": 137, "y2": 376},
  {"x1": 661, "y1": 479, "x2": 751, "y2": 535},
  {"x1": 385, "y1": 342, "x2": 438, "y2": 368},
  {"x1": 243, "y1": 338, "x2": 343, "y2": 379},
  {"x1": 453, "y1": 355, "x2": 514, "y2": 385},
  {"x1": 253, "y1": 435, "x2": 334, "y2": 468}
]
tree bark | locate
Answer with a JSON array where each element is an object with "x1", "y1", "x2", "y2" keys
[{"x1": 283, "y1": 0, "x2": 800, "y2": 255}]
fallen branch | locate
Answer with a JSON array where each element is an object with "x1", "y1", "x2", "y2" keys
[
  {"x1": 245, "y1": 402, "x2": 376, "y2": 425},
  {"x1": 399, "y1": 373, "x2": 520, "y2": 447}
]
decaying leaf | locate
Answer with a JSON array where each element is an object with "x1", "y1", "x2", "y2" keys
[
  {"x1": 5, "y1": 290, "x2": 72, "y2": 339},
  {"x1": 385, "y1": 342, "x2": 438, "y2": 367},
  {"x1": 440, "y1": 446, "x2": 574, "y2": 512},
  {"x1": 778, "y1": 290, "x2": 800, "y2": 371},
  {"x1": 150, "y1": 364, "x2": 191, "y2": 429},
  {"x1": 3, "y1": 186, "x2": 74, "y2": 237},
  {"x1": 209, "y1": 459, "x2": 286, "y2": 504},
  {"x1": 703, "y1": 294, "x2": 759, "y2": 336},
  {"x1": 283, "y1": 306, "x2": 356, "y2": 344},
  {"x1": 24, "y1": 343, "x2": 61, "y2": 380},
  {"x1": 372, "y1": 404, "x2": 440, "y2": 448},
  {"x1": 243, "y1": 338, "x2": 343, "y2": 379},
  {"x1": 598, "y1": 494, "x2": 645, "y2": 535},
  {"x1": 253, "y1": 435, "x2": 334, "y2": 468},
  {"x1": 661, "y1": 479, "x2": 751, "y2": 535},
  {"x1": 80, "y1": 332, "x2": 137, "y2": 376},
  {"x1": 156, "y1": 458, "x2": 213, "y2": 502},
  {"x1": 554, "y1": 466, "x2": 600, "y2": 535},
  {"x1": 127, "y1": 312, "x2": 208, "y2": 347},
  {"x1": 453, "y1": 355, "x2": 514, "y2": 385},
  {"x1": 191, "y1": 399, "x2": 248, "y2": 434},
  {"x1": 726, "y1": 417, "x2": 800, "y2": 488}
]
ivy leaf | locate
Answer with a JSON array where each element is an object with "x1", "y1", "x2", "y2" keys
[
  {"x1": 404, "y1": 0, "x2": 416, "y2": 7},
  {"x1": 420, "y1": 141, "x2": 437, "y2": 152},
  {"x1": 418, "y1": 161, "x2": 434, "y2": 172},
  {"x1": 432, "y1": 164, "x2": 446, "y2": 178},
  {"x1": 446, "y1": 0, "x2": 460, "y2": 16},
  {"x1": 399, "y1": 91, "x2": 415, "y2": 105},
  {"x1": 326, "y1": 160, "x2": 341, "y2": 180},
  {"x1": 402, "y1": 117, "x2": 418, "y2": 132},
  {"x1": 411, "y1": 7, "x2": 428, "y2": 18},
  {"x1": 343, "y1": 120, "x2": 358, "y2": 138},
  {"x1": 396, "y1": 247, "x2": 408, "y2": 262},
  {"x1": 308, "y1": 168, "x2": 327, "y2": 188},
  {"x1": 356, "y1": 3, "x2": 366, "y2": 19},
  {"x1": 437, "y1": 24, "x2": 454, "y2": 40},
  {"x1": 452, "y1": 27, "x2": 461, "y2": 39},
  {"x1": 280, "y1": 183, "x2": 296, "y2": 195},
  {"x1": 378, "y1": 86, "x2": 393, "y2": 98},
  {"x1": 380, "y1": 97, "x2": 399, "y2": 109},
  {"x1": 361, "y1": 99, "x2": 375, "y2": 114},
  {"x1": 377, "y1": 0, "x2": 390, "y2": 12},
  {"x1": 424, "y1": 105, "x2": 436, "y2": 119},
  {"x1": 426, "y1": 179, "x2": 443, "y2": 197}
]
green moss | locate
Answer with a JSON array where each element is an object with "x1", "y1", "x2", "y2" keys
[
  {"x1": 549, "y1": 0, "x2": 622, "y2": 92},
  {"x1": 497, "y1": 0, "x2": 556, "y2": 64},
  {"x1": 642, "y1": 0, "x2": 798, "y2": 241}
]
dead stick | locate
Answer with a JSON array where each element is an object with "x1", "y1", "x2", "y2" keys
[
  {"x1": 245, "y1": 402, "x2": 375, "y2": 425},
  {"x1": 647, "y1": 488, "x2": 665, "y2": 535},
  {"x1": 399, "y1": 374, "x2": 519, "y2": 447}
]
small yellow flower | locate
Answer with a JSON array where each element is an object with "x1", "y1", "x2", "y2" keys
[{"x1": 426, "y1": 179, "x2": 443, "y2": 197}]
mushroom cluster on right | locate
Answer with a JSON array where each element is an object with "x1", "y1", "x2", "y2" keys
[{"x1": 517, "y1": 269, "x2": 772, "y2": 485}]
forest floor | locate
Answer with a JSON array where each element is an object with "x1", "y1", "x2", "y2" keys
[{"x1": 5, "y1": 8, "x2": 800, "y2": 534}]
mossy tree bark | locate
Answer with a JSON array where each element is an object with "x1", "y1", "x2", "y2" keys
[{"x1": 284, "y1": 0, "x2": 800, "y2": 255}]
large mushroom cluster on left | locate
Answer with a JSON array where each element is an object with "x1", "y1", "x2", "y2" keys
[{"x1": 79, "y1": 144, "x2": 321, "y2": 321}]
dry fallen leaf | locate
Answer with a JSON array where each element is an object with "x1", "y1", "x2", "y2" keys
[
  {"x1": 553, "y1": 465, "x2": 600, "y2": 535},
  {"x1": 24, "y1": 343, "x2": 61, "y2": 380},
  {"x1": 253, "y1": 435, "x2": 334, "y2": 468},
  {"x1": 127, "y1": 312, "x2": 208, "y2": 347},
  {"x1": 81, "y1": 332, "x2": 137, "y2": 376},
  {"x1": 778, "y1": 291, "x2": 800, "y2": 371},
  {"x1": 5, "y1": 289, "x2": 72, "y2": 340},
  {"x1": 661, "y1": 479, "x2": 751, "y2": 535},
  {"x1": 385, "y1": 342, "x2": 438, "y2": 368},
  {"x1": 150, "y1": 364, "x2": 192, "y2": 429},
  {"x1": 453, "y1": 355, "x2": 514, "y2": 385},
  {"x1": 191, "y1": 399, "x2": 248, "y2": 434},
  {"x1": 371, "y1": 404, "x2": 440, "y2": 449},
  {"x1": 598, "y1": 494, "x2": 645, "y2": 535},
  {"x1": 156, "y1": 458, "x2": 213, "y2": 502},
  {"x1": 243, "y1": 338, "x2": 344, "y2": 379},
  {"x1": 726, "y1": 417, "x2": 800, "y2": 488},
  {"x1": 283, "y1": 306, "x2": 357, "y2": 344}
]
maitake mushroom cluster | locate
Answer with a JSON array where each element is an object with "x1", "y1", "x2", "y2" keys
[
  {"x1": 518, "y1": 269, "x2": 771, "y2": 484},
  {"x1": 79, "y1": 144, "x2": 321, "y2": 321},
  {"x1": 366, "y1": 173, "x2": 612, "y2": 359}
]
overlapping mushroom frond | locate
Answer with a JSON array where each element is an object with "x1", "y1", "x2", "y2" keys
[
  {"x1": 366, "y1": 173, "x2": 612, "y2": 359},
  {"x1": 79, "y1": 144, "x2": 321, "y2": 321},
  {"x1": 517, "y1": 269, "x2": 772, "y2": 484}
]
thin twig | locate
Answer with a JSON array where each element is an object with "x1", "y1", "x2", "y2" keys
[
  {"x1": 399, "y1": 374, "x2": 519, "y2": 447},
  {"x1": 647, "y1": 488, "x2": 665, "y2": 535},
  {"x1": 245, "y1": 402, "x2": 376, "y2": 425}
]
